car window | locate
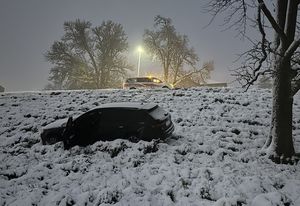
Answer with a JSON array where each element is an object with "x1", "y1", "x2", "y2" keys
[
  {"x1": 137, "y1": 78, "x2": 152, "y2": 82},
  {"x1": 101, "y1": 109, "x2": 117, "y2": 122},
  {"x1": 102, "y1": 109, "x2": 139, "y2": 122},
  {"x1": 126, "y1": 77, "x2": 163, "y2": 84},
  {"x1": 126, "y1": 78, "x2": 137, "y2": 83},
  {"x1": 75, "y1": 110, "x2": 101, "y2": 126}
]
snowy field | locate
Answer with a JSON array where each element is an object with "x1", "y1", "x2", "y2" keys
[{"x1": 0, "y1": 87, "x2": 300, "y2": 206}]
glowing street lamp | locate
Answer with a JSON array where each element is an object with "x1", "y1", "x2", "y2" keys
[{"x1": 137, "y1": 46, "x2": 143, "y2": 77}]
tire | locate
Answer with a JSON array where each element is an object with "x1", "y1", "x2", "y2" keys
[
  {"x1": 41, "y1": 130, "x2": 62, "y2": 145},
  {"x1": 128, "y1": 126, "x2": 145, "y2": 143},
  {"x1": 128, "y1": 135, "x2": 140, "y2": 143}
]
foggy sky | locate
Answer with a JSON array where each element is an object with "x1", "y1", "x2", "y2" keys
[{"x1": 0, "y1": 0, "x2": 250, "y2": 91}]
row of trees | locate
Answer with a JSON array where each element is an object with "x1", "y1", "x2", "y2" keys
[{"x1": 45, "y1": 17, "x2": 213, "y2": 90}]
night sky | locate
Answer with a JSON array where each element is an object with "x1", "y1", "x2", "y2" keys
[{"x1": 0, "y1": 0, "x2": 250, "y2": 91}]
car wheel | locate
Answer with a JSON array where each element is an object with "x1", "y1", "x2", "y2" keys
[
  {"x1": 162, "y1": 86, "x2": 170, "y2": 89},
  {"x1": 128, "y1": 127, "x2": 144, "y2": 143},
  {"x1": 41, "y1": 130, "x2": 60, "y2": 145},
  {"x1": 129, "y1": 87, "x2": 136, "y2": 89},
  {"x1": 128, "y1": 135, "x2": 139, "y2": 143}
]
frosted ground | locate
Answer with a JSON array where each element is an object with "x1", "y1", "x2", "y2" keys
[{"x1": 0, "y1": 87, "x2": 299, "y2": 206}]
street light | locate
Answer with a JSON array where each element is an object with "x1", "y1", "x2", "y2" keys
[{"x1": 137, "y1": 46, "x2": 143, "y2": 77}]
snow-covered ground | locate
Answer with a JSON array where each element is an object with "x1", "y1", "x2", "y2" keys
[{"x1": 0, "y1": 87, "x2": 299, "y2": 206}]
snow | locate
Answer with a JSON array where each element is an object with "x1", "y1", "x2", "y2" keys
[
  {"x1": 95, "y1": 102, "x2": 156, "y2": 110},
  {"x1": 148, "y1": 105, "x2": 168, "y2": 121},
  {"x1": 0, "y1": 87, "x2": 299, "y2": 206},
  {"x1": 42, "y1": 118, "x2": 69, "y2": 130}
]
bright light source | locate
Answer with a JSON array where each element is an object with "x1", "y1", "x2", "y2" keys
[{"x1": 137, "y1": 46, "x2": 143, "y2": 53}]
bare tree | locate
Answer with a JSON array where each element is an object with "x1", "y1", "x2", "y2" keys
[
  {"x1": 169, "y1": 34, "x2": 198, "y2": 85},
  {"x1": 143, "y1": 16, "x2": 176, "y2": 83},
  {"x1": 45, "y1": 19, "x2": 132, "y2": 90},
  {"x1": 144, "y1": 15, "x2": 206, "y2": 84},
  {"x1": 206, "y1": 0, "x2": 300, "y2": 163},
  {"x1": 172, "y1": 61, "x2": 215, "y2": 87},
  {"x1": 190, "y1": 61, "x2": 215, "y2": 85}
]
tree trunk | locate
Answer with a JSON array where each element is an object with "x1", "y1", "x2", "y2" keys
[
  {"x1": 164, "y1": 66, "x2": 169, "y2": 83},
  {"x1": 99, "y1": 69, "x2": 106, "y2": 89},
  {"x1": 95, "y1": 69, "x2": 101, "y2": 89},
  {"x1": 265, "y1": 56, "x2": 295, "y2": 162},
  {"x1": 172, "y1": 66, "x2": 179, "y2": 86}
]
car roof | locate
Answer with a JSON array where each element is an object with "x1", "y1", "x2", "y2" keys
[
  {"x1": 95, "y1": 102, "x2": 158, "y2": 111},
  {"x1": 42, "y1": 103, "x2": 158, "y2": 130},
  {"x1": 126, "y1": 77, "x2": 161, "y2": 80}
]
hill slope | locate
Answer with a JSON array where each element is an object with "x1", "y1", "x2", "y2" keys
[{"x1": 0, "y1": 88, "x2": 299, "y2": 206}]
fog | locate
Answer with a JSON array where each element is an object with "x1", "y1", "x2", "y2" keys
[{"x1": 0, "y1": 0, "x2": 250, "y2": 91}]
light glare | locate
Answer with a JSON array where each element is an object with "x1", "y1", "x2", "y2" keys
[{"x1": 137, "y1": 46, "x2": 143, "y2": 53}]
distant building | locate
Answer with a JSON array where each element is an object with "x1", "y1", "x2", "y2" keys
[
  {"x1": 0, "y1": 85, "x2": 4, "y2": 92},
  {"x1": 174, "y1": 77, "x2": 227, "y2": 88},
  {"x1": 199, "y1": 82, "x2": 228, "y2": 87}
]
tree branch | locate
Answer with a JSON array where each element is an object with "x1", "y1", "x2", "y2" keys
[
  {"x1": 172, "y1": 63, "x2": 212, "y2": 86},
  {"x1": 236, "y1": 3, "x2": 270, "y2": 91},
  {"x1": 284, "y1": 38, "x2": 300, "y2": 59},
  {"x1": 257, "y1": 0, "x2": 287, "y2": 43},
  {"x1": 172, "y1": 69, "x2": 202, "y2": 86}
]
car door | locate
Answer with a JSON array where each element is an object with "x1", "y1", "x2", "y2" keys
[
  {"x1": 74, "y1": 109, "x2": 102, "y2": 144},
  {"x1": 120, "y1": 109, "x2": 142, "y2": 137},
  {"x1": 99, "y1": 109, "x2": 124, "y2": 140},
  {"x1": 100, "y1": 109, "x2": 141, "y2": 140}
]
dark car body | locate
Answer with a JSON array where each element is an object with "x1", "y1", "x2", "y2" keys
[{"x1": 41, "y1": 103, "x2": 174, "y2": 149}]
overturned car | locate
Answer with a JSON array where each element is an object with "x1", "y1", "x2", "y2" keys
[{"x1": 41, "y1": 102, "x2": 174, "y2": 149}]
